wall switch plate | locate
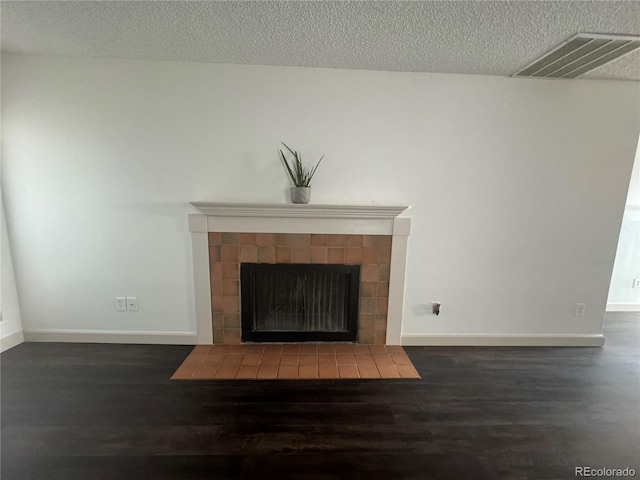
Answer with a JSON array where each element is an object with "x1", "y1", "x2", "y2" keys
[
  {"x1": 633, "y1": 278, "x2": 640, "y2": 288},
  {"x1": 575, "y1": 303, "x2": 586, "y2": 317},
  {"x1": 115, "y1": 297, "x2": 127, "y2": 312},
  {"x1": 126, "y1": 297, "x2": 138, "y2": 311}
]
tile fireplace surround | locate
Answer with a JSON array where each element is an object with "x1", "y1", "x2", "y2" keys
[{"x1": 188, "y1": 203, "x2": 411, "y2": 345}]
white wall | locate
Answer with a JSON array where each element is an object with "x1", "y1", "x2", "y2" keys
[
  {"x1": 607, "y1": 142, "x2": 640, "y2": 310},
  {"x1": 1, "y1": 54, "x2": 638, "y2": 343},
  {"x1": 1, "y1": 197, "x2": 24, "y2": 351}
]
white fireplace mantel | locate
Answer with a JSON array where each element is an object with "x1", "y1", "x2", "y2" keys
[
  {"x1": 190, "y1": 202, "x2": 409, "y2": 219},
  {"x1": 188, "y1": 202, "x2": 411, "y2": 345}
]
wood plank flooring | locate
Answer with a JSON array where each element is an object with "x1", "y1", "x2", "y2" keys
[{"x1": 2, "y1": 312, "x2": 638, "y2": 479}]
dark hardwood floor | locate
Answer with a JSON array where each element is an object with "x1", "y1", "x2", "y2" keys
[{"x1": 2, "y1": 312, "x2": 638, "y2": 479}]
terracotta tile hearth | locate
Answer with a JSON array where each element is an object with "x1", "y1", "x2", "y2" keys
[
  {"x1": 209, "y1": 232, "x2": 392, "y2": 345},
  {"x1": 171, "y1": 344, "x2": 421, "y2": 380}
]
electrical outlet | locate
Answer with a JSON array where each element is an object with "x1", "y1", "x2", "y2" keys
[
  {"x1": 633, "y1": 278, "x2": 640, "y2": 288},
  {"x1": 575, "y1": 303, "x2": 586, "y2": 317},
  {"x1": 126, "y1": 297, "x2": 138, "y2": 311},
  {"x1": 115, "y1": 297, "x2": 127, "y2": 312}
]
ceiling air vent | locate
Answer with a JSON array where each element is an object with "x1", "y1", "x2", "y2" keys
[{"x1": 513, "y1": 33, "x2": 640, "y2": 79}]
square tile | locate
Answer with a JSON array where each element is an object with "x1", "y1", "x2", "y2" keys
[
  {"x1": 220, "y1": 245, "x2": 238, "y2": 263},
  {"x1": 362, "y1": 247, "x2": 379, "y2": 264},
  {"x1": 214, "y1": 365, "x2": 239, "y2": 379},
  {"x1": 327, "y1": 235, "x2": 345, "y2": 246},
  {"x1": 239, "y1": 233, "x2": 257, "y2": 245},
  {"x1": 345, "y1": 247, "x2": 363, "y2": 264},
  {"x1": 361, "y1": 264, "x2": 379, "y2": 282},
  {"x1": 192, "y1": 345, "x2": 214, "y2": 355},
  {"x1": 277, "y1": 365, "x2": 298, "y2": 379},
  {"x1": 358, "y1": 365, "x2": 381, "y2": 379},
  {"x1": 228, "y1": 345, "x2": 247, "y2": 354},
  {"x1": 275, "y1": 246, "x2": 292, "y2": 263},
  {"x1": 235, "y1": 365, "x2": 259, "y2": 379},
  {"x1": 377, "y1": 298, "x2": 389, "y2": 314},
  {"x1": 310, "y1": 247, "x2": 328, "y2": 263},
  {"x1": 345, "y1": 235, "x2": 363, "y2": 247},
  {"x1": 256, "y1": 233, "x2": 275, "y2": 246},
  {"x1": 292, "y1": 246, "x2": 310, "y2": 263},
  {"x1": 396, "y1": 365, "x2": 421, "y2": 378},
  {"x1": 256, "y1": 365, "x2": 278, "y2": 379},
  {"x1": 224, "y1": 314, "x2": 241, "y2": 329},
  {"x1": 204, "y1": 353, "x2": 226, "y2": 365},
  {"x1": 221, "y1": 232, "x2": 238, "y2": 245},
  {"x1": 363, "y1": 235, "x2": 379, "y2": 247},
  {"x1": 317, "y1": 345, "x2": 336, "y2": 354},
  {"x1": 282, "y1": 344, "x2": 301, "y2": 353},
  {"x1": 368, "y1": 345, "x2": 387, "y2": 354},
  {"x1": 336, "y1": 353, "x2": 356, "y2": 365},
  {"x1": 241, "y1": 354, "x2": 263, "y2": 366},
  {"x1": 222, "y1": 353, "x2": 244, "y2": 365},
  {"x1": 263, "y1": 345, "x2": 283, "y2": 354},
  {"x1": 355, "y1": 354, "x2": 376, "y2": 366},
  {"x1": 299, "y1": 354, "x2": 318, "y2": 366},
  {"x1": 261, "y1": 354, "x2": 282, "y2": 366},
  {"x1": 361, "y1": 282, "x2": 378, "y2": 297},
  {"x1": 222, "y1": 296, "x2": 239, "y2": 314},
  {"x1": 211, "y1": 281, "x2": 223, "y2": 296},
  {"x1": 223, "y1": 329, "x2": 241, "y2": 345},
  {"x1": 333, "y1": 344, "x2": 353, "y2": 353},
  {"x1": 327, "y1": 248, "x2": 345, "y2": 264},
  {"x1": 208, "y1": 232, "x2": 221, "y2": 245},
  {"x1": 222, "y1": 263, "x2": 239, "y2": 280},
  {"x1": 208, "y1": 246, "x2": 221, "y2": 262},
  {"x1": 374, "y1": 331, "x2": 387, "y2": 345},
  {"x1": 240, "y1": 245, "x2": 258, "y2": 262},
  {"x1": 310, "y1": 234, "x2": 328, "y2": 246},
  {"x1": 318, "y1": 364, "x2": 339, "y2": 378},
  {"x1": 352, "y1": 344, "x2": 371, "y2": 354},
  {"x1": 210, "y1": 345, "x2": 230, "y2": 354},
  {"x1": 379, "y1": 264, "x2": 391, "y2": 282},
  {"x1": 222, "y1": 280, "x2": 239, "y2": 296},
  {"x1": 390, "y1": 353, "x2": 412, "y2": 365},
  {"x1": 299, "y1": 344, "x2": 318, "y2": 354},
  {"x1": 377, "y1": 365, "x2": 401, "y2": 378},
  {"x1": 192, "y1": 364, "x2": 220, "y2": 379},
  {"x1": 318, "y1": 353, "x2": 336, "y2": 365},
  {"x1": 338, "y1": 365, "x2": 359, "y2": 378},
  {"x1": 280, "y1": 353, "x2": 299, "y2": 365},
  {"x1": 171, "y1": 364, "x2": 198, "y2": 380},
  {"x1": 257, "y1": 246, "x2": 275, "y2": 263},
  {"x1": 373, "y1": 354, "x2": 394, "y2": 366},
  {"x1": 298, "y1": 365, "x2": 319, "y2": 379},
  {"x1": 385, "y1": 345, "x2": 405, "y2": 354}
]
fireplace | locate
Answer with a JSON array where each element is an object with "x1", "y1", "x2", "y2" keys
[
  {"x1": 240, "y1": 263, "x2": 360, "y2": 343},
  {"x1": 188, "y1": 203, "x2": 411, "y2": 345}
]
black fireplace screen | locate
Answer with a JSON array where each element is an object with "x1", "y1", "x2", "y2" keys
[{"x1": 240, "y1": 263, "x2": 360, "y2": 342}]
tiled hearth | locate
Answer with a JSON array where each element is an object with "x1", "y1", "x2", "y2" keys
[
  {"x1": 209, "y1": 232, "x2": 392, "y2": 345},
  {"x1": 172, "y1": 344, "x2": 421, "y2": 380}
]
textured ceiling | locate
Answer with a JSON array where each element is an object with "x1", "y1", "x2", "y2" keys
[{"x1": 1, "y1": 1, "x2": 639, "y2": 80}]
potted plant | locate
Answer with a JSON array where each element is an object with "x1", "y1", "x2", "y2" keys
[{"x1": 280, "y1": 142, "x2": 324, "y2": 204}]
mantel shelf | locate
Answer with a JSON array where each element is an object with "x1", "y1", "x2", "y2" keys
[{"x1": 189, "y1": 202, "x2": 410, "y2": 219}]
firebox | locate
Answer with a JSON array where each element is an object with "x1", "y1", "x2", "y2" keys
[{"x1": 240, "y1": 263, "x2": 360, "y2": 343}]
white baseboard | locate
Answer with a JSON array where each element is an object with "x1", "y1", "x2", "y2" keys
[
  {"x1": 22, "y1": 329, "x2": 197, "y2": 345},
  {"x1": 606, "y1": 303, "x2": 640, "y2": 312},
  {"x1": 1, "y1": 330, "x2": 25, "y2": 352},
  {"x1": 401, "y1": 333, "x2": 605, "y2": 347}
]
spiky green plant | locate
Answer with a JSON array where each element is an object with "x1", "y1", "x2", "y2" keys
[{"x1": 280, "y1": 142, "x2": 324, "y2": 187}]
